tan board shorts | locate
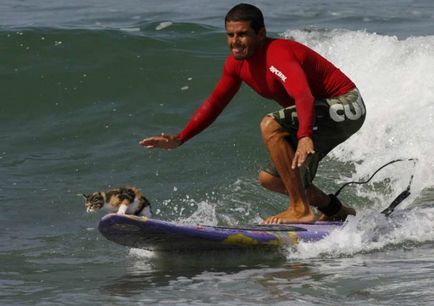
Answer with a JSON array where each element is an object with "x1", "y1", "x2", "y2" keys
[{"x1": 263, "y1": 88, "x2": 366, "y2": 187}]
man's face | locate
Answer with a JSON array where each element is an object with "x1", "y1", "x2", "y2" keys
[{"x1": 225, "y1": 20, "x2": 265, "y2": 60}]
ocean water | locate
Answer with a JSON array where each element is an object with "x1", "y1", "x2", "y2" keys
[{"x1": 1, "y1": 1, "x2": 434, "y2": 305}]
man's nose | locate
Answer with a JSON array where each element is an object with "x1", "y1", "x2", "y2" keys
[{"x1": 233, "y1": 34, "x2": 241, "y2": 44}]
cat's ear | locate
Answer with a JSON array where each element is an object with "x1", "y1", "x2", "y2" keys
[{"x1": 81, "y1": 193, "x2": 89, "y2": 199}]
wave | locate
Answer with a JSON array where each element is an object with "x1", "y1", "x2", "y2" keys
[
  {"x1": 281, "y1": 29, "x2": 434, "y2": 205},
  {"x1": 287, "y1": 206, "x2": 434, "y2": 259}
]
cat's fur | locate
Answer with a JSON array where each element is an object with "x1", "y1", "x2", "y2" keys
[{"x1": 83, "y1": 187, "x2": 152, "y2": 217}]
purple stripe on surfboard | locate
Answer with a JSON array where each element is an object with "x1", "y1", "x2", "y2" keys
[{"x1": 98, "y1": 214, "x2": 343, "y2": 250}]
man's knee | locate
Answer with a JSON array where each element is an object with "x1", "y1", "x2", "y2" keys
[
  {"x1": 260, "y1": 115, "x2": 291, "y2": 146},
  {"x1": 258, "y1": 170, "x2": 271, "y2": 188},
  {"x1": 260, "y1": 116, "x2": 278, "y2": 135},
  {"x1": 258, "y1": 170, "x2": 286, "y2": 194}
]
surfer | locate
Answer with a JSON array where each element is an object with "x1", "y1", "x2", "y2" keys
[{"x1": 140, "y1": 3, "x2": 366, "y2": 224}]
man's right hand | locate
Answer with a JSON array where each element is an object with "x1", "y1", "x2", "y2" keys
[
  {"x1": 291, "y1": 136, "x2": 315, "y2": 169},
  {"x1": 139, "y1": 134, "x2": 181, "y2": 150}
]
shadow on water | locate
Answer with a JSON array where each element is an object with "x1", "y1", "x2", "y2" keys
[{"x1": 97, "y1": 248, "x2": 322, "y2": 298}]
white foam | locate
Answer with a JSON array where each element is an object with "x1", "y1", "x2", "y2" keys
[
  {"x1": 129, "y1": 248, "x2": 154, "y2": 259},
  {"x1": 181, "y1": 200, "x2": 218, "y2": 225},
  {"x1": 279, "y1": 30, "x2": 434, "y2": 258},
  {"x1": 127, "y1": 248, "x2": 155, "y2": 273},
  {"x1": 155, "y1": 21, "x2": 173, "y2": 31},
  {"x1": 287, "y1": 206, "x2": 434, "y2": 259},
  {"x1": 119, "y1": 27, "x2": 141, "y2": 33},
  {"x1": 282, "y1": 29, "x2": 434, "y2": 203}
]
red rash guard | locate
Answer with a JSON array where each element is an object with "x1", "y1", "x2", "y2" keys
[{"x1": 177, "y1": 38, "x2": 355, "y2": 143}]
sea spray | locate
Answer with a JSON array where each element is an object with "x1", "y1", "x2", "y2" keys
[
  {"x1": 283, "y1": 29, "x2": 434, "y2": 207},
  {"x1": 287, "y1": 206, "x2": 434, "y2": 260}
]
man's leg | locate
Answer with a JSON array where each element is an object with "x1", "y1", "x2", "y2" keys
[
  {"x1": 259, "y1": 170, "x2": 356, "y2": 220},
  {"x1": 259, "y1": 89, "x2": 364, "y2": 223},
  {"x1": 260, "y1": 116, "x2": 316, "y2": 224}
]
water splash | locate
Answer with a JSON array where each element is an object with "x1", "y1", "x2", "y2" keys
[
  {"x1": 283, "y1": 29, "x2": 434, "y2": 206},
  {"x1": 287, "y1": 206, "x2": 434, "y2": 259},
  {"x1": 181, "y1": 200, "x2": 218, "y2": 225}
]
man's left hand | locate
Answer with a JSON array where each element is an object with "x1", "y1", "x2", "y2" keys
[
  {"x1": 139, "y1": 134, "x2": 181, "y2": 150},
  {"x1": 291, "y1": 137, "x2": 315, "y2": 169}
]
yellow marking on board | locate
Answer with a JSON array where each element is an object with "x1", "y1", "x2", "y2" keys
[
  {"x1": 288, "y1": 231, "x2": 298, "y2": 245},
  {"x1": 223, "y1": 234, "x2": 280, "y2": 246}
]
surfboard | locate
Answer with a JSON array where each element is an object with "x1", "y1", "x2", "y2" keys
[{"x1": 98, "y1": 214, "x2": 343, "y2": 251}]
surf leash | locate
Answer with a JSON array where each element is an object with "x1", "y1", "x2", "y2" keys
[{"x1": 333, "y1": 158, "x2": 418, "y2": 216}]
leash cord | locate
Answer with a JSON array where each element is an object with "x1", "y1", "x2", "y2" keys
[{"x1": 333, "y1": 158, "x2": 418, "y2": 216}]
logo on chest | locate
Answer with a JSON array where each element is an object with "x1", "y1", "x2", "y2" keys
[{"x1": 269, "y1": 65, "x2": 287, "y2": 82}]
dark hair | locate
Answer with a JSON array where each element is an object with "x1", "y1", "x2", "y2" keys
[{"x1": 225, "y1": 3, "x2": 265, "y2": 33}]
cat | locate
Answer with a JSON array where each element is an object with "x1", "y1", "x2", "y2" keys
[{"x1": 83, "y1": 187, "x2": 152, "y2": 218}]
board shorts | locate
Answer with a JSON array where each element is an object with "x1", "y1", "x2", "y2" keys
[{"x1": 263, "y1": 88, "x2": 366, "y2": 187}]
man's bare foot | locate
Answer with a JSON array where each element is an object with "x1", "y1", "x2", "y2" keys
[
  {"x1": 318, "y1": 204, "x2": 356, "y2": 221},
  {"x1": 261, "y1": 206, "x2": 317, "y2": 224}
]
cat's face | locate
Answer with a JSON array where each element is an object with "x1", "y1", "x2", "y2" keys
[{"x1": 83, "y1": 192, "x2": 105, "y2": 212}]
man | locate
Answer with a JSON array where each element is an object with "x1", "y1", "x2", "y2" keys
[{"x1": 140, "y1": 3, "x2": 366, "y2": 224}]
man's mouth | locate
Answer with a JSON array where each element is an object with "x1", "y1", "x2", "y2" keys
[{"x1": 232, "y1": 46, "x2": 245, "y2": 56}]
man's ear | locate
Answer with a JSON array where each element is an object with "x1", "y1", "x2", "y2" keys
[{"x1": 258, "y1": 27, "x2": 266, "y2": 41}]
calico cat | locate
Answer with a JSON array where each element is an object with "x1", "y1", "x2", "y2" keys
[{"x1": 83, "y1": 187, "x2": 152, "y2": 217}]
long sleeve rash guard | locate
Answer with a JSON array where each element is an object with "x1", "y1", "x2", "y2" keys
[{"x1": 176, "y1": 38, "x2": 355, "y2": 143}]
